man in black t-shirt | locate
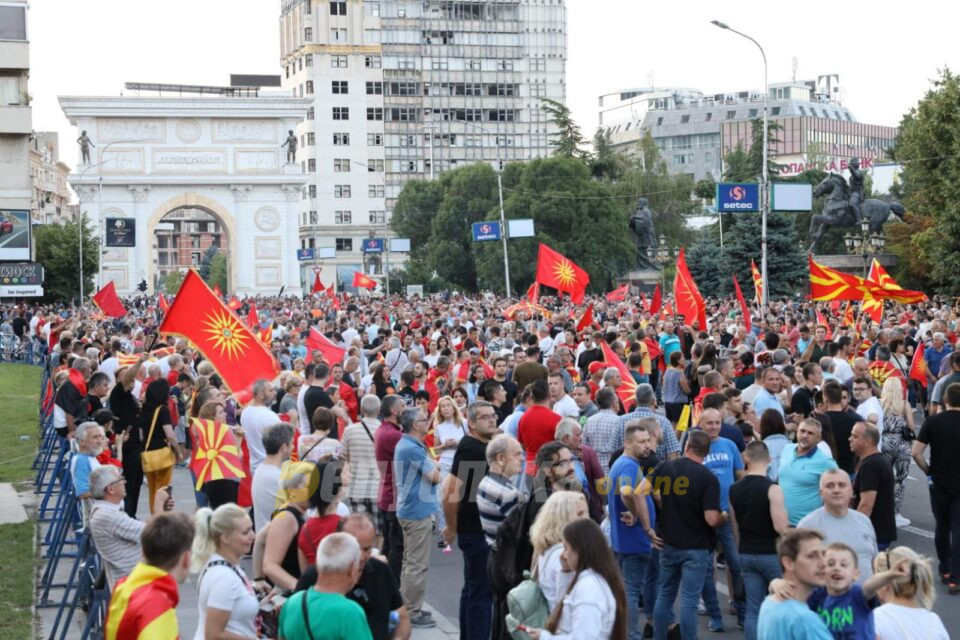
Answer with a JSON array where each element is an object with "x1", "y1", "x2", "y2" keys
[
  {"x1": 790, "y1": 362, "x2": 821, "y2": 418},
  {"x1": 295, "y1": 514, "x2": 410, "y2": 640},
  {"x1": 303, "y1": 363, "x2": 335, "y2": 434},
  {"x1": 641, "y1": 430, "x2": 725, "y2": 640},
  {"x1": 822, "y1": 380, "x2": 860, "y2": 473},
  {"x1": 913, "y1": 382, "x2": 960, "y2": 588},
  {"x1": 441, "y1": 400, "x2": 498, "y2": 640},
  {"x1": 850, "y1": 421, "x2": 896, "y2": 548}
]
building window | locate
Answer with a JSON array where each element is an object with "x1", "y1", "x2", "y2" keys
[
  {"x1": 367, "y1": 133, "x2": 383, "y2": 146},
  {"x1": 336, "y1": 238, "x2": 353, "y2": 251},
  {"x1": 366, "y1": 81, "x2": 383, "y2": 95},
  {"x1": 398, "y1": 58, "x2": 416, "y2": 70},
  {"x1": 304, "y1": 0, "x2": 312, "y2": 13},
  {"x1": 333, "y1": 107, "x2": 349, "y2": 120},
  {"x1": 369, "y1": 210, "x2": 386, "y2": 224},
  {"x1": 771, "y1": 106, "x2": 781, "y2": 116},
  {"x1": 0, "y1": 5, "x2": 27, "y2": 40},
  {"x1": 497, "y1": 60, "x2": 513, "y2": 71},
  {"x1": 748, "y1": 108, "x2": 758, "y2": 118},
  {"x1": 656, "y1": 117, "x2": 663, "y2": 126},
  {"x1": 496, "y1": 136, "x2": 514, "y2": 147},
  {"x1": 334, "y1": 185, "x2": 351, "y2": 198},
  {"x1": 332, "y1": 80, "x2": 348, "y2": 94},
  {"x1": 367, "y1": 159, "x2": 384, "y2": 172},
  {"x1": 299, "y1": 57, "x2": 303, "y2": 71},
  {"x1": 309, "y1": 211, "x2": 318, "y2": 224},
  {"x1": 331, "y1": 55, "x2": 348, "y2": 68},
  {"x1": 680, "y1": 114, "x2": 690, "y2": 124},
  {"x1": 306, "y1": 107, "x2": 315, "y2": 120},
  {"x1": 488, "y1": 109, "x2": 516, "y2": 122},
  {"x1": 705, "y1": 112, "x2": 713, "y2": 121},
  {"x1": 726, "y1": 110, "x2": 736, "y2": 120},
  {"x1": 467, "y1": 59, "x2": 481, "y2": 70},
  {"x1": 306, "y1": 132, "x2": 315, "y2": 145},
  {"x1": 334, "y1": 158, "x2": 350, "y2": 172},
  {"x1": 333, "y1": 132, "x2": 350, "y2": 145},
  {"x1": 304, "y1": 27, "x2": 313, "y2": 41},
  {"x1": 330, "y1": 1, "x2": 346, "y2": 15},
  {"x1": 400, "y1": 161, "x2": 418, "y2": 173},
  {"x1": 399, "y1": 134, "x2": 415, "y2": 147},
  {"x1": 431, "y1": 59, "x2": 449, "y2": 70},
  {"x1": 369, "y1": 185, "x2": 385, "y2": 198},
  {"x1": 367, "y1": 107, "x2": 384, "y2": 121},
  {"x1": 389, "y1": 108, "x2": 419, "y2": 122},
  {"x1": 305, "y1": 54, "x2": 313, "y2": 67},
  {"x1": 365, "y1": 55, "x2": 381, "y2": 68},
  {"x1": 331, "y1": 27, "x2": 347, "y2": 41},
  {"x1": 389, "y1": 81, "x2": 420, "y2": 96},
  {"x1": 309, "y1": 185, "x2": 317, "y2": 198},
  {"x1": 490, "y1": 83, "x2": 516, "y2": 96},
  {"x1": 335, "y1": 210, "x2": 352, "y2": 224},
  {"x1": 307, "y1": 159, "x2": 316, "y2": 171},
  {"x1": 305, "y1": 80, "x2": 314, "y2": 94}
]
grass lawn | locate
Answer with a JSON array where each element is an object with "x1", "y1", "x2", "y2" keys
[
  {"x1": 0, "y1": 363, "x2": 42, "y2": 484},
  {"x1": 0, "y1": 363, "x2": 43, "y2": 639}
]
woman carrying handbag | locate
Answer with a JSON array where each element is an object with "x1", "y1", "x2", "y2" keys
[{"x1": 138, "y1": 379, "x2": 185, "y2": 514}]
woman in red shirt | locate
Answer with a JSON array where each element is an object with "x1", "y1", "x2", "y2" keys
[{"x1": 296, "y1": 459, "x2": 350, "y2": 569}]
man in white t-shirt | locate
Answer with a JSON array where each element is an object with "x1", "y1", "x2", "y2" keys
[
  {"x1": 548, "y1": 372, "x2": 579, "y2": 418},
  {"x1": 251, "y1": 423, "x2": 293, "y2": 530},
  {"x1": 297, "y1": 364, "x2": 315, "y2": 437},
  {"x1": 852, "y1": 377, "x2": 884, "y2": 429},
  {"x1": 239, "y1": 379, "x2": 281, "y2": 474}
]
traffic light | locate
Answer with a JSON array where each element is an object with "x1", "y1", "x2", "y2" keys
[{"x1": 137, "y1": 279, "x2": 147, "y2": 292}]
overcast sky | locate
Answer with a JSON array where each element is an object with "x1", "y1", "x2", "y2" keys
[{"x1": 31, "y1": 0, "x2": 960, "y2": 170}]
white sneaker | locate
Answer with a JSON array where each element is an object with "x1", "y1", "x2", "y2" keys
[{"x1": 896, "y1": 514, "x2": 911, "y2": 527}]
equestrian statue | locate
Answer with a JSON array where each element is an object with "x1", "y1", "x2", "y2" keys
[{"x1": 806, "y1": 158, "x2": 905, "y2": 252}]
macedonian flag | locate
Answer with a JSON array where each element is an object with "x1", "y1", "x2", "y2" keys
[
  {"x1": 862, "y1": 259, "x2": 902, "y2": 323},
  {"x1": 535, "y1": 243, "x2": 589, "y2": 304},
  {"x1": 674, "y1": 248, "x2": 707, "y2": 330},
  {"x1": 159, "y1": 269, "x2": 279, "y2": 393},
  {"x1": 105, "y1": 562, "x2": 180, "y2": 640},
  {"x1": 808, "y1": 256, "x2": 926, "y2": 304},
  {"x1": 189, "y1": 417, "x2": 245, "y2": 490},
  {"x1": 751, "y1": 259, "x2": 764, "y2": 304},
  {"x1": 600, "y1": 340, "x2": 637, "y2": 412}
]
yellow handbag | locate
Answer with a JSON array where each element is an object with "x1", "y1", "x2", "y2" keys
[{"x1": 140, "y1": 406, "x2": 176, "y2": 473}]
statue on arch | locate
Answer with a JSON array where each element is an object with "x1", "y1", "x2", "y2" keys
[
  {"x1": 281, "y1": 130, "x2": 298, "y2": 163},
  {"x1": 77, "y1": 130, "x2": 95, "y2": 164}
]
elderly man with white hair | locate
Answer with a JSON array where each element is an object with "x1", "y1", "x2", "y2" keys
[
  {"x1": 278, "y1": 532, "x2": 373, "y2": 639},
  {"x1": 555, "y1": 417, "x2": 604, "y2": 521},
  {"x1": 88, "y1": 465, "x2": 173, "y2": 588},
  {"x1": 70, "y1": 421, "x2": 105, "y2": 502}
]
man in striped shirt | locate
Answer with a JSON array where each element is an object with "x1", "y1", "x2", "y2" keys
[
  {"x1": 477, "y1": 434, "x2": 524, "y2": 546},
  {"x1": 583, "y1": 387, "x2": 622, "y2": 475},
  {"x1": 615, "y1": 383, "x2": 681, "y2": 462}
]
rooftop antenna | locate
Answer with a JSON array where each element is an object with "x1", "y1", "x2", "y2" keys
[{"x1": 791, "y1": 57, "x2": 798, "y2": 83}]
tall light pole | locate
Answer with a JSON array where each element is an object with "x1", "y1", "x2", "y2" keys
[
  {"x1": 96, "y1": 140, "x2": 138, "y2": 289},
  {"x1": 712, "y1": 20, "x2": 769, "y2": 310},
  {"x1": 463, "y1": 121, "x2": 511, "y2": 297}
]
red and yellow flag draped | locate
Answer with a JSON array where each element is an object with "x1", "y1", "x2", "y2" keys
[
  {"x1": 674, "y1": 248, "x2": 707, "y2": 330},
  {"x1": 159, "y1": 270, "x2": 280, "y2": 393},
  {"x1": 600, "y1": 340, "x2": 637, "y2": 411},
  {"x1": 751, "y1": 260, "x2": 764, "y2": 303},
  {"x1": 535, "y1": 243, "x2": 589, "y2": 304},
  {"x1": 189, "y1": 418, "x2": 245, "y2": 490},
  {"x1": 105, "y1": 563, "x2": 180, "y2": 640},
  {"x1": 808, "y1": 256, "x2": 926, "y2": 303},
  {"x1": 862, "y1": 259, "x2": 903, "y2": 323}
]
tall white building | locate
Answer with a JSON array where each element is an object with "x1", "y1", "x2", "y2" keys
[
  {"x1": 0, "y1": 0, "x2": 33, "y2": 256},
  {"x1": 279, "y1": 0, "x2": 567, "y2": 289}
]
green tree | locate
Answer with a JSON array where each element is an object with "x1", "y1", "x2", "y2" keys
[
  {"x1": 162, "y1": 270, "x2": 185, "y2": 294},
  {"x1": 723, "y1": 119, "x2": 783, "y2": 181},
  {"x1": 686, "y1": 227, "x2": 724, "y2": 294},
  {"x1": 35, "y1": 213, "x2": 99, "y2": 304},
  {"x1": 721, "y1": 211, "x2": 806, "y2": 298},
  {"x1": 208, "y1": 253, "x2": 228, "y2": 293},
  {"x1": 197, "y1": 245, "x2": 218, "y2": 280},
  {"x1": 590, "y1": 128, "x2": 627, "y2": 180},
  {"x1": 694, "y1": 177, "x2": 716, "y2": 201},
  {"x1": 888, "y1": 68, "x2": 960, "y2": 292},
  {"x1": 540, "y1": 98, "x2": 587, "y2": 159}
]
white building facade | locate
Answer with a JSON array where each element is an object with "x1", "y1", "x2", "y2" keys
[
  {"x1": 60, "y1": 95, "x2": 310, "y2": 296},
  {"x1": 279, "y1": 0, "x2": 567, "y2": 289},
  {"x1": 0, "y1": 1, "x2": 32, "y2": 230}
]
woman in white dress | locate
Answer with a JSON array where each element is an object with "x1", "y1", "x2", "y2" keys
[
  {"x1": 432, "y1": 396, "x2": 467, "y2": 545},
  {"x1": 529, "y1": 490, "x2": 589, "y2": 611},
  {"x1": 528, "y1": 518, "x2": 628, "y2": 640},
  {"x1": 191, "y1": 503, "x2": 259, "y2": 639},
  {"x1": 872, "y1": 546, "x2": 949, "y2": 640}
]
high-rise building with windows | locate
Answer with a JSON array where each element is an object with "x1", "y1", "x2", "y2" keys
[
  {"x1": 0, "y1": 1, "x2": 33, "y2": 232},
  {"x1": 279, "y1": 0, "x2": 566, "y2": 289}
]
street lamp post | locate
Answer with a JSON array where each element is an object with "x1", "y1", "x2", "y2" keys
[
  {"x1": 843, "y1": 219, "x2": 885, "y2": 278},
  {"x1": 712, "y1": 20, "x2": 769, "y2": 311},
  {"x1": 463, "y1": 121, "x2": 511, "y2": 297},
  {"x1": 96, "y1": 140, "x2": 138, "y2": 289},
  {"x1": 651, "y1": 234, "x2": 676, "y2": 291}
]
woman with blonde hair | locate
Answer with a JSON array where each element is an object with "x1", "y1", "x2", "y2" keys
[
  {"x1": 529, "y1": 490, "x2": 589, "y2": 610},
  {"x1": 872, "y1": 546, "x2": 948, "y2": 639},
  {"x1": 191, "y1": 503, "x2": 258, "y2": 639},
  {"x1": 879, "y1": 377, "x2": 915, "y2": 525},
  {"x1": 262, "y1": 461, "x2": 315, "y2": 590}
]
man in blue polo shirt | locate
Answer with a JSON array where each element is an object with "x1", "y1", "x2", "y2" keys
[
  {"x1": 608, "y1": 420, "x2": 658, "y2": 640},
  {"x1": 394, "y1": 408, "x2": 441, "y2": 629},
  {"x1": 778, "y1": 417, "x2": 838, "y2": 525},
  {"x1": 699, "y1": 408, "x2": 746, "y2": 631},
  {"x1": 658, "y1": 322, "x2": 682, "y2": 363}
]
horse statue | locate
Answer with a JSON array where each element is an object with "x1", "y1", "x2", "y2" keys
[{"x1": 807, "y1": 173, "x2": 905, "y2": 252}]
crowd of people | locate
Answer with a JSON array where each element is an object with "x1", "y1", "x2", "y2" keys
[{"x1": 30, "y1": 287, "x2": 960, "y2": 639}]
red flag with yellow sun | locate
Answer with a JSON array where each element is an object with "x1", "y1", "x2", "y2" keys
[
  {"x1": 159, "y1": 269, "x2": 280, "y2": 393},
  {"x1": 535, "y1": 243, "x2": 589, "y2": 304},
  {"x1": 189, "y1": 418, "x2": 246, "y2": 490}
]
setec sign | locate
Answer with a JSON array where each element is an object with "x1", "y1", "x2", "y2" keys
[
  {"x1": 471, "y1": 221, "x2": 502, "y2": 242},
  {"x1": 362, "y1": 238, "x2": 385, "y2": 253},
  {"x1": 716, "y1": 183, "x2": 760, "y2": 212}
]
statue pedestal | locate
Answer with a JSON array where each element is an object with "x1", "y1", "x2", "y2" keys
[
  {"x1": 617, "y1": 268, "x2": 663, "y2": 292},
  {"x1": 281, "y1": 163, "x2": 301, "y2": 175}
]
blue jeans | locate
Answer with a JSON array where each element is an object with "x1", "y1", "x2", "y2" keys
[
  {"x1": 654, "y1": 546, "x2": 711, "y2": 640},
  {"x1": 701, "y1": 522, "x2": 745, "y2": 626},
  {"x1": 930, "y1": 483, "x2": 960, "y2": 580},
  {"x1": 618, "y1": 552, "x2": 650, "y2": 640},
  {"x1": 643, "y1": 547, "x2": 662, "y2": 623},
  {"x1": 458, "y1": 532, "x2": 492, "y2": 640},
  {"x1": 740, "y1": 553, "x2": 782, "y2": 640}
]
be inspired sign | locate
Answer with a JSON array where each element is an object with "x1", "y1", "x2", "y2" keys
[{"x1": 716, "y1": 183, "x2": 760, "y2": 212}]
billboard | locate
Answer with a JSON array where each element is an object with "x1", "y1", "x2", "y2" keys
[
  {"x1": 507, "y1": 218, "x2": 535, "y2": 238},
  {"x1": 0, "y1": 210, "x2": 31, "y2": 261},
  {"x1": 105, "y1": 217, "x2": 136, "y2": 247},
  {"x1": 362, "y1": 238, "x2": 385, "y2": 253},
  {"x1": 389, "y1": 238, "x2": 411, "y2": 252},
  {"x1": 716, "y1": 183, "x2": 760, "y2": 212},
  {"x1": 771, "y1": 183, "x2": 813, "y2": 212},
  {"x1": 296, "y1": 248, "x2": 315, "y2": 261},
  {"x1": 0, "y1": 263, "x2": 44, "y2": 297},
  {"x1": 471, "y1": 222, "x2": 501, "y2": 242}
]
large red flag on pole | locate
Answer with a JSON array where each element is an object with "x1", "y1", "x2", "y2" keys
[
  {"x1": 92, "y1": 282, "x2": 126, "y2": 318},
  {"x1": 526, "y1": 282, "x2": 539, "y2": 303},
  {"x1": 674, "y1": 248, "x2": 707, "y2": 330},
  {"x1": 158, "y1": 292, "x2": 169, "y2": 314},
  {"x1": 576, "y1": 303, "x2": 594, "y2": 332},
  {"x1": 534, "y1": 243, "x2": 589, "y2": 304},
  {"x1": 649, "y1": 283, "x2": 662, "y2": 315},
  {"x1": 732, "y1": 274, "x2": 751, "y2": 333},
  {"x1": 159, "y1": 270, "x2": 279, "y2": 393}
]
